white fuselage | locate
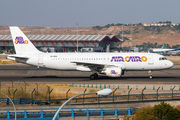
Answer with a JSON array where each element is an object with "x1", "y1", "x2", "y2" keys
[
  {"x1": 152, "y1": 48, "x2": 174, "y2": 53},
  {"x1": 8, "y1": 26, "x2": 174, "y2": 79},
  {"x1": 8, "y1": 52, "x2": 173, "y2": 71}
]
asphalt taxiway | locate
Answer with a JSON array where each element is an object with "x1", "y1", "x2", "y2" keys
[{"x1": 0, "y1": 64, "x2": 180, "y2": 84}]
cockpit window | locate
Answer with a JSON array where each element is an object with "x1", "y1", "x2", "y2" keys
[
  {"x1": 159, "y1": 57, "x2": 167, "y2": 60},
  {"x1": 162, "y1": 57, "x2": 167, "y2": 60}
]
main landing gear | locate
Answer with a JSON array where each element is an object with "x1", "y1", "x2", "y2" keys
[
  {"x1": 90, "y1": 73, "x2": 98, "y2": 80},
  {"x1": 148, "y1": 70, "x2": 153, "y2": 79}
]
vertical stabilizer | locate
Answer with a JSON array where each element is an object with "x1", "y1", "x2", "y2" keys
[
  {"x1": 161, "y1": 44, "x2": 164, "y2": 49},
  {"x1": 9, "y1": 26, "x2": 41, "y2": 54}
]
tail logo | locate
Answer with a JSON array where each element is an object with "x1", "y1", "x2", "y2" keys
[{"x1": 15, "y1": 37, "x2": 28, "y2": 44}]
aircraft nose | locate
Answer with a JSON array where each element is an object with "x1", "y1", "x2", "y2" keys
[{"x1": 168, "y1": 61, "x2": 174, "y2": 68}]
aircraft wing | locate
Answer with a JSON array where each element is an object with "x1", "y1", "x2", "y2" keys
[
  {"x1": 71, "y1": 61, "x2": 125, "y2": 72},
  {"x1": 172, "y1": 47, "x2": 180, "y2": 51},
  {"x1": 152, "y1": 49, "x2": 173, "y2": 52},
  {"x1": 72, "y1": 61, "x2": 104, "y2": 67}
]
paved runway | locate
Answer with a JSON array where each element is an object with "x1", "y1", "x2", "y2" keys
[{"x1": 0, "y1": 65, "x2": 180, "y2": 84}]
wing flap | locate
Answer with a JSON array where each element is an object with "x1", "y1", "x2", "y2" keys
[{"x1": 71, "y1": 61, "x2": 104, "y2": 67}]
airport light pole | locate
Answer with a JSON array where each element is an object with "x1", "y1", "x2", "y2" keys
[
  {"x1": 23, "y1": 81, "x2": 26, "y2": 97},
  {"x1": 76, "y1": 23, "x2": 78, "y2": 52},
  {"x1": 52, "y1": 88, "x2": 113, "y2": 120},
  {"x1": 122, "y1": 24, "x2": 124, "y2": 41},
  {"x1": 0, "y1": 92, "x2": 16, "y2": 120},
  {"x1": 10, "y1": 80, "x2": 13, "y2": 93},
  {"x1": 35, "y1": 83, "x2": 38, "y2": 97}
]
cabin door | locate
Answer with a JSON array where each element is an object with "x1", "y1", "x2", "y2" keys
[
  {"x1": 38, "y1": 54, "x2": 43, "y2": 67},
  {"x1": 148, "y1": 54, "x2": 154, "y2": 65}
]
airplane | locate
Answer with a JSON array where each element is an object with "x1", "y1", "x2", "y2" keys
[
  {"x1": 152, "y1": 44, "x2": 180, "y2": 53},
  {"x1": 7, "y1": 26, "x2": 174, "y2": 79}
]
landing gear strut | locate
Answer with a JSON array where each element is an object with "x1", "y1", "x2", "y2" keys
[
  {"x1": 148, "y1": 70, "x2": 153, "y2": 79},
  {"x1": 90, "y1": 73, "x2": 98, "y2": 80}
]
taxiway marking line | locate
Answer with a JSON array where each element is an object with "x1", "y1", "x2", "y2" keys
[{"x1": 13, "y1": 66, "x2": 26, "y2": 74}]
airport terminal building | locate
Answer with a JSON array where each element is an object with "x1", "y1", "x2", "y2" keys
[{"x1": 0, "y1": 34, "x2": 123, "y2": 52}]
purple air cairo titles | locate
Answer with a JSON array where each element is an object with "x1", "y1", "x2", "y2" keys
[
  {"x1": 15, "y1": 37, "x2": 28, "y2": 44},
  {"x1": 111, "y1": 56, "x2": 148, "y2": 62}
]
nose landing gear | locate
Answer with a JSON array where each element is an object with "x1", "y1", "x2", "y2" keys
[{"x1": 148, "y1": 70, "x2": 153, "y2": 79}]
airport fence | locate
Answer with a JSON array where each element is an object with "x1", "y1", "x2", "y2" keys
[
  {"x1": 0, "y1": 97, "x2": 40, "y2": 105},
  {"x1": 0, "y1": 107, "x2": 138, "y2": 120},
  {"x1": 1, "y1": 90, "x2": 180, "y2": 106},
  {"x1": 71, "y1": 83, "x2": 180, "y2": 91},
  {"x1": 0, "y1": 83, "x2": 180, "y2": 106}
]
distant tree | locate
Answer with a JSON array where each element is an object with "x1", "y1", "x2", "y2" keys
[
  {"x1": 131, "y1": 102, "x2": 180, "y2": 120},
  {"x1": 0, "y1": 50, "x2": 3, "y2": 53},
  {"x1": 144, "y1": 26, "x2": 151, "y2": 31},
  {"x1": 136, "y1": 42, "x2": 173, "y2": 51},
  {"x1": 153, "y1": 101, "x2": 180, "y2": 120},
  {"x1": 138, "y1": 22, "x2": 142, "y2": 25},
  {"x1": 172, "y1": 44, "x2": 180, "y2": 49},
  {"x1": 133, "y1": 106, "x2": 155, "y2": 120},
  {"x1": 92, "y1": 26, "x2": 103, "y2": 30},
  {"x1": 110, "y1": 23, "x2": 114, "y2": 26},
  {"x1": 157, "y1": 26, "x2": 161, "y2": 34},
  {"x1": 174, "y1": 24, "x2": 180, "y2": 30},
  {"x1": 9, "y1": 49, "x2": 15, "y2": 54},
  {"x1": 116, "y1": 23, "x2": 123, "y2": 26},
  {"x1": 154, "y1": 42, "x2": 158, "y2": 47}
]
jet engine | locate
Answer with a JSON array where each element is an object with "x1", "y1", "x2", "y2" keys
[{"x1": 105, "y1": 67, "x2": 122, "y2": 77}]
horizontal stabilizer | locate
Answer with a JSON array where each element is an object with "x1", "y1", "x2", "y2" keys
[{"x1": 7, "y1": 55, "x2": 29, "y2": 59}]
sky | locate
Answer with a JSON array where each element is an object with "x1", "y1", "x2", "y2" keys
[{"x1": 0, "y1": 0, "x2": 180, "y2": 27}]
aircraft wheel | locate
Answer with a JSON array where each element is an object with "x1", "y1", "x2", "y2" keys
[
  {"x1": 90, "y1": 74, "x2": 95, "y2": 80},
  {"x1": 94, "y1": 73, "x2": 98, "y2": 79},
  {"x1": 149, "y1": 75, "x2": 153, "y2": 79}
]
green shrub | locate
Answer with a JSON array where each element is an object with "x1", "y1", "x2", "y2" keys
[{"x1": 130, "y1": 102, "x2": 180, "y2": 120}]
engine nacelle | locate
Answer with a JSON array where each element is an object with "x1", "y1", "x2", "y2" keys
[{"x1": 105, "y1": 67, "x2": 122, "y2": 77}]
